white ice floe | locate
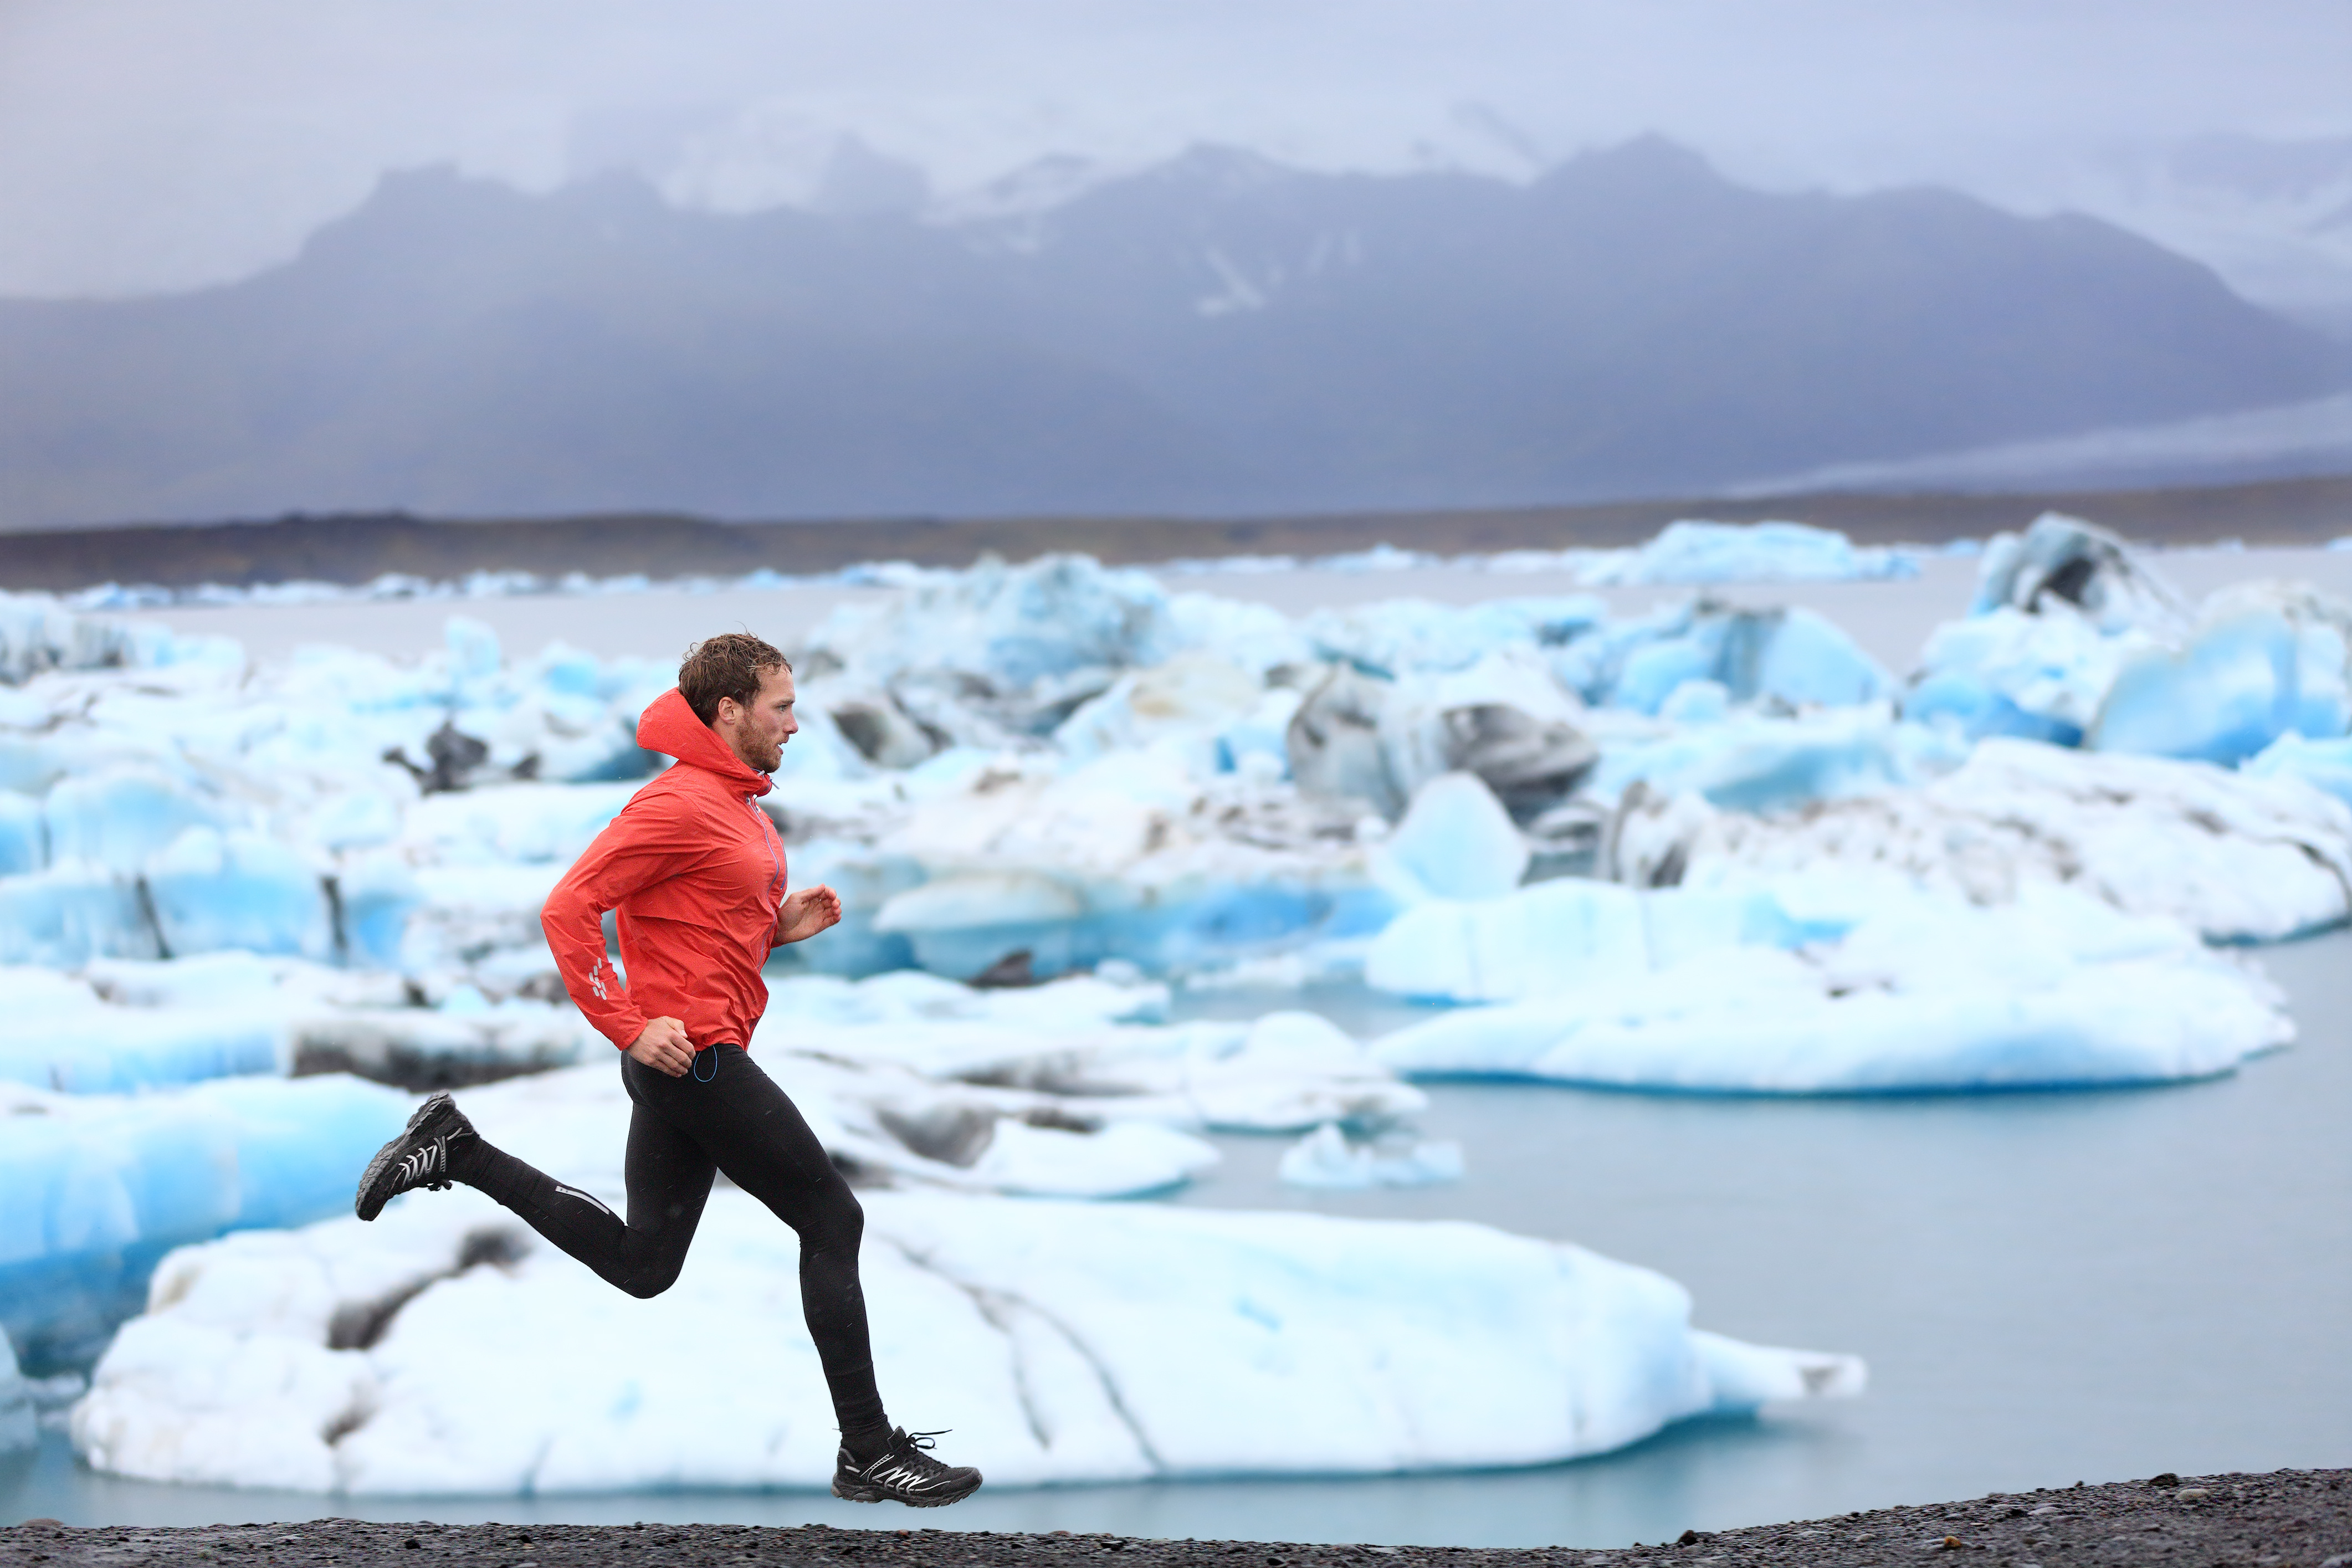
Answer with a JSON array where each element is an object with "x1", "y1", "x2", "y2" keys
[
  {"x1": 72, "y1": 1188, "x2": 1861, "y2": 1494},
  {"x1": 1371, "y1": 879, "x2": 2289, "y2": 1093},
  {"x1": 1649, "y1": 737, "x2": 2352, "y2": 942},
  {"x1": 1277, "y1": 1123, "x2": 1464, "y2": 1188}
]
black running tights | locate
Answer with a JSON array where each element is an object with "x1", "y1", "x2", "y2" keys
[{"x1": 447, "y1": 1042, "x2": 889, "y2": 1447}]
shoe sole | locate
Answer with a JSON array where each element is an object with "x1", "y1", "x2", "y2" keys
[
  {"x1": 354, "y1": 1093, "x2": 458, "y2": 1222},
  {"x1": 831, "y1": 1475, "x2": 982, "y2": 1507}
]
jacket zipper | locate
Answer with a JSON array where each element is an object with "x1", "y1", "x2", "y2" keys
[{"x1": 747, "y1": 793, "x2": 785, "y2": 909}]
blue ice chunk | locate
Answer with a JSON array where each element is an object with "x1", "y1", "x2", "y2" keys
[
  {"x1": 1365, "y1": 878, "x2": 1836, "y2": 1004},
  {"x1": 43, "y1": 768, "x2": 221, "y2": 872},
  {"x1": 1754, "y1": 608, "x2": 1888, "y2": 708},
  {"x1": 0, "y1": 791, "x2": 45, "y2": 875},
  {"x1": 1372, "y1": 773, "x2": 1528, "y2": 901},
  {"x1": 1903, "y1": 606, "x2": 2132, "y2": 744},
  {"x1": 1614, "y1": 638, "x2": 1719, "y2": 715},
  {"x1": 871, "y1": 872, "x2": 1397, "y2": 983},
  {"x1": 144, "y1": 828, "x2": 335, "y2": 961},
  {"x1": 1903, "y1": 669, "x2": 2083, "y2": 747},
  {"x1": 1589, "y1": 710, "x2": 1961, "y2": 814},
  {"x1": 1657, "y1": 679, "x2": 1731, "y2": 725},
  {"x1": 0, "y1": 1074, "x2": 411, "y2": 1369},
  {"x1": 0, "y1": 864, "x2": 158, "y2": 967},
  {"x1": 336, "y1": 853, "x2": 423, "y2": 969},
  {"x1": 444, "y1": 616, "x2": 503, "y2": 685},
  {"x1": 1572, "y1": 604, "x2": 1885, "y2": 714},
  {"x1": 0, "y1": 737, "x2": 59, "y2": 796},
  {"x1": 1304, "y1": 596, "x2": 1606, "y2": 678},
  {"x1": 0, "y1": 591, "x2": 150, "y2": 686},
  {"x1": 2090, "y1": 611, "x2": 2349, "y2": 765},
  {"x1": 805, "y1": 555, "x2": 1185, "y2": 689},
  {"x1": 0, "y1": 987, "x2": 285, "y2": 1095},
  {"x1": 2242, "y1": 731, "x2": 2352, "y2": 809}
]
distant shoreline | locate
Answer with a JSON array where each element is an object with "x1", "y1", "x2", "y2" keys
[{"x1": 3, "y1": 473, "x2": 2347, "y2": 596}]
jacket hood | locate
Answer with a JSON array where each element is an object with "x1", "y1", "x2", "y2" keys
[{"x1": 636, "y1": 687, "x2": 773, "y2": 796}]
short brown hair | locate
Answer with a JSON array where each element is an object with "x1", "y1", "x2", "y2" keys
[{"x1": 679, "y1": 633, "x2": 791, "y2": 724}]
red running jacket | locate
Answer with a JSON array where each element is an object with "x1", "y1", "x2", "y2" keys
[{"x1": 541, "y1": 688, "x2": 788, "y2": 1052}]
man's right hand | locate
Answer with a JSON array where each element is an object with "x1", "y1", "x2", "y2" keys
[{"x1": 626, "y1": 1016, "x2": 695, "y2": 1077}]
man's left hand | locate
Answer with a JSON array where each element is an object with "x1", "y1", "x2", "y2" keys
[{"x1": 776, "y1": 883, "x2": 843, "y2": 945}]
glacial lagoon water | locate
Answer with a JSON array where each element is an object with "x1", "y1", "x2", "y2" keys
[
  {"x1": 11, "y1": 552, "x2": 2351, "y2": 1540},
  {"x1": 7, "y1": 932, "x2": 2346, "y2": 1545}
]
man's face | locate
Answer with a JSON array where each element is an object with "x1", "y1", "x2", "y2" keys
[{"x1": 716, "y1": 664, "x2": 798, "y2": 775}]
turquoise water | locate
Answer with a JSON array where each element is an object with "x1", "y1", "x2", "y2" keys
[{"x1": 7, "y1": 936, "x2": 2349, "y2": 1544}]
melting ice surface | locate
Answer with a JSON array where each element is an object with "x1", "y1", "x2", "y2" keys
[
  {"x1": 4, "y1": 517, "x2": 2350, "y2": 1497},
  {"x1": 69, "y1": 1186, "x2": 1860, "y2": 1495}
]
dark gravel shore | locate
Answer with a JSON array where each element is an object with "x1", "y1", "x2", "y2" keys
[{"x1": 6, "y1": 1471, "x2": 2346, "y2": 1568}]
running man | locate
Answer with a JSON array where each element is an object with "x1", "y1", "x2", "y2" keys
[{"x1": 353, "y1": 633, "x2": 982, "y2": 1508}]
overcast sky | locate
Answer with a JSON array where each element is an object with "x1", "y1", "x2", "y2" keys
[{"x1": 3, "y1": 0, "x2": 2349, "y2": 299}]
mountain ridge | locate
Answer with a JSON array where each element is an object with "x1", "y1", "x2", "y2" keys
[{"x1": 1, "y1": 139, "x2": 2341, "y2": 529}]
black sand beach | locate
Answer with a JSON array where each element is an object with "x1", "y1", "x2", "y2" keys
[{"x1": 8, "y1": 1471, "x2": 2346, "y2": 1568}]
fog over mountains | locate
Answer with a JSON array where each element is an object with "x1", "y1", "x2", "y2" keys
[{"x1": 2, "y1": 137, "x2": 2343, "y2": 529}]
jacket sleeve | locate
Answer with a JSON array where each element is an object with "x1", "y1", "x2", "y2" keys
[{"x1": 541, "y1": 792, "x2": 704, "y2": 1049}]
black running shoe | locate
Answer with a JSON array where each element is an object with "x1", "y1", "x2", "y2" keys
[
  {"x1": 355, "y1": 1092, "x2": 474, "y2": 1221},
  {"x1": 832, "y1": 1428, "x2": 982, "y2": 1508}
]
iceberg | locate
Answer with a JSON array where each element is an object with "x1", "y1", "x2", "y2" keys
[
  {"x1": 0, "y1": 862, "x2": 159, "y2": 967},
  {"x1": 1657, "y1": 736, "x2": 2352, "y2": 942},
  {"x1": 2088, "y1": 590, "x2": 2352, "y2": 765},
  {"x1": 1579, "y1": 521, "x2": 1918, "y2": 586},
  {"x1": 1581, "y1": 704, "x2": 1964, "y2": 816},
  {"x1": 0, "y1": 1073, "x2": 412, "y2": 1370},
  {"x1": 1372, "y1": 881, "x2": 2289, "y2": 1093},
  {"x1": 44, "y1": 766, "x2": 223, "y2": 873},
  {"x1": 0, "y1": 1328, "x2": 31, "y2": 1453},
  {"x1": 1905, "y1": 605, "x2": 2145, "y2": 746},
  {"x1": 1904, "y1": 515, "x2": 2190, "y2": 745},
  {"x1": 146, "y1": 828, "x2": 337, "y2": 961},
  {"x1": 0, "y1": 969, "x2": 1436, "y2": 1365},
  {"x1": 1969, "y1": 514, "x2": 2192, "y2": 637},
  {"x1": 72, "y1": 1188, "x2": 1861, "y2": 1494},
  {"x1": 1370, "y1": 772, "x2": 1529, "y2": 903},
  {"x1": 0, "y1": 952, "x2": 593, "y2": 1096},
  {"x1": 860, "y1": 748, "x2": 1391, "y2": 981},
  {"x1": 1298, "y1": 596, "x2": 1603, "y2": 680},
  {"x1": 1375, "y1": 647, "x2": 1598, "y2": 813},
  {"x1": 2243, "y1": 730, "x2": 2352, "y2": 809},
  {"x1": 1277, "y1": 1123, "x2": 1464, "y2": 1189},
  {"x1": 801, "y1": 554, "x2": 1181, "y2": 694},
  {"x1": 1366, "y1": 879, "x2": 1832, "y2": 1005}
]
